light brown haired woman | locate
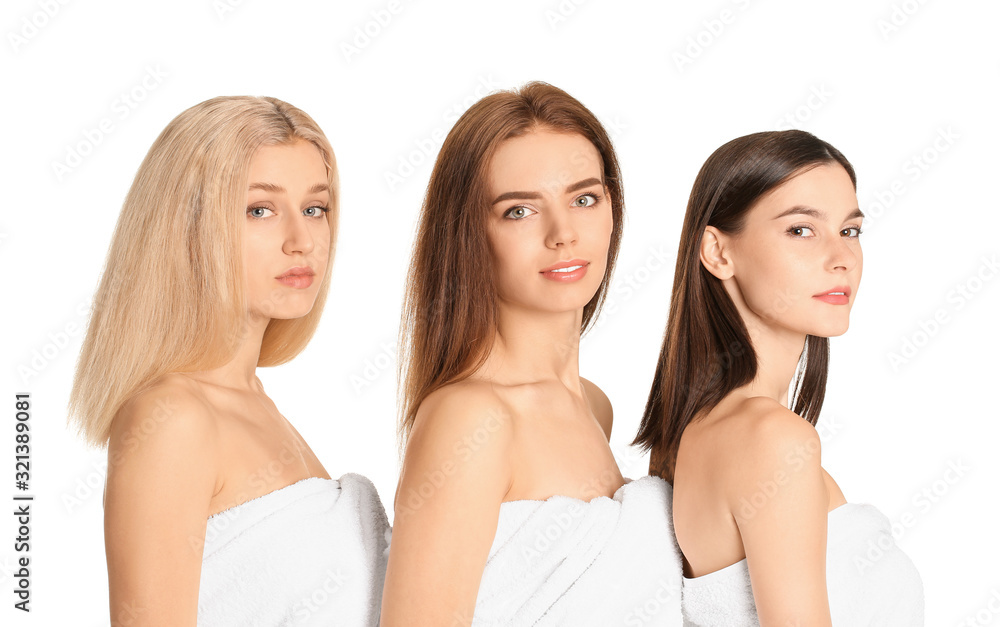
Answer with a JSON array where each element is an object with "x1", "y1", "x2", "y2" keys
[
  {"x1": 69, "y1": 96, "x2": 389, "y2": 626},
  {"x1": 380, "y1": 82, "x2": 682, "y2": 626}
]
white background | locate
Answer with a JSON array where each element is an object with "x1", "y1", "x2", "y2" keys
[{"x1": 2, "y1": 0, "x2": 997, "y2": 624}]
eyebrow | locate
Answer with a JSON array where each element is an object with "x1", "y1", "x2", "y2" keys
[
  {"x1": 248, "y1": 182, "x2": 330, "y2": 195},
  {"x1": 772, "y1": 205, "x2": 865, "y2": 221},
  {"x1": 491, "y1": 177, "x2": 604, "y2": 205}
]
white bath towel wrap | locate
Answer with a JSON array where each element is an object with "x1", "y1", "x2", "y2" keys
[
  {"x1": 681, "y1": 503, "x2": 924, "y2": 626},
  {"x1": 472, "y1": 475, "x2": 684, "y2": 626},
  {"x1": 197, "y1": 473, "x2": 391, "y2": 626}
]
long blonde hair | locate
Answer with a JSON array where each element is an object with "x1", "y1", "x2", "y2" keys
[{"x1": 69, "y1": 96, "x2": 339, "y2": 447}]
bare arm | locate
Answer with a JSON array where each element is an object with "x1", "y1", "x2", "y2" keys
[
  {"x1": 380, "y1": 386, "x2": 513, "y2": 627},
  {"x1": 731, "y1": 408, "x2": 832, "y2": 627},
  {"x1": 104, "y1": 381, "x2": 218, "y2": 627}
]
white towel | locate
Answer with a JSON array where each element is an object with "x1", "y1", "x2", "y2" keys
[
  {"x1": 681, "y1": 503, "x2": 924, "y2": 626},
  {"x1": 473, "y1": 475, "x2": 684, "y2": 626},
  {"x1": 197, "y1": 473, "x2": 391, "y2": 626}
]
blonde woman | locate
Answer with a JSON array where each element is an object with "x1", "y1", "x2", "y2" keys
[{"x1": 69, "y1": 96, "x2": 389, "y2": 626}]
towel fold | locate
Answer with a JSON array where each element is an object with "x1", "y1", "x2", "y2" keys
[
  {"x1": 197, "y1": 473, "x2": 391, "y2": 626},
  {"x1": 473, "y1": 475, "x2": 684, "y2": 626}
]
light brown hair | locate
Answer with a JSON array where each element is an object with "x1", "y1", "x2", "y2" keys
[{"x1": 397, "y1": 81, "x2": 625, "y2": 442}]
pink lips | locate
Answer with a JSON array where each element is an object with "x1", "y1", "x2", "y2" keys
[
  {"x1": 276, "y1": 266, "x2": 315, "y2": 289},
  {"x1": 540, "y1": 259, "x2": 589, "y2": 283},
  {"x1": 813, "y1": 286, "x2": 851, "y2": 305}
]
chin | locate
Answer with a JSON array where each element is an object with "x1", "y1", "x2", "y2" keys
[
  {"x1": 808, "y1": 320, "x2": 851, "y2": 338},
  {"x1": 268, "y1": 299, "x2": 320, "y2": 321}
]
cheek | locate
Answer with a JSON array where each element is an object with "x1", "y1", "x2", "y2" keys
[
  {"x1": 737, "y1": 247, "x2": 810, "y2": 319},
  {"x1": 491, "y1": 228, "x2": 541, "y2": 298},
  {"x1": 595, "y1": 211, "x2": 614, "y2": 267},
  {"x1": 242, "y1": 234, "x2": 270, "y2": 296},
  {"x1": 313, "y1": 226, "x2": 333, "y2": 268}
]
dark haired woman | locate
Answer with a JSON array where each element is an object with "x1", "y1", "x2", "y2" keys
[
  {"x1": 380, "y1": 82, "x2": 683, "y2": 626},
  {"x1": 634, "y1": 130, "x2": 923, "y2": 625}
]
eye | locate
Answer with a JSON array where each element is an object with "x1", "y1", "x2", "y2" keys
[
  {"x1": 787, "y1": 225, "x2": 815, "y2": 237},
  {"x1": 841, "y1": 226, "x2": 862, "y2": 238},
  {"x1": 573, "y1": 193, "x2": 600, "y2": 208},
  {"x1": 247, "y1": 206, "x2": 274, "y2": 219},
  {"x1": 303, "y1": 205, "x2": 329, "y2": 218},
  {"x1": 503, "y1": 205, "x2": 537, "y2": 220}
]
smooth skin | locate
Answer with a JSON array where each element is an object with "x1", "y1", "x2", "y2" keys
[
  {"x1": 380, "y1": 129, "x2": 625, "y2": 627},
  {"x1": 104, "y1": 140, "x2": 334, "y2": 626},
  {"x1": 671, "y1": 163, "x2": 862, "y2": 626}
]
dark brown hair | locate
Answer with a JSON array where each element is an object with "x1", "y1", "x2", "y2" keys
[
  {"x1": 397, "y1": 81, "x2": 625, "y2": 441},
  {"x1": 633, "y1": 130, "x2": 856, "y2": 482}
]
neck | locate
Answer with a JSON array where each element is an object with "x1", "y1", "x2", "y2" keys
[
  {"x1": 185, "y1": 314, "x2": 269, "y2": 393},
  {"x1": 477, "y1": 301, "x2": 583, "y2": 392},
  {"x1": 742, "y1": 321, "x2": 807, "y2": 406},
  {"x1": 724, "y1": 284, "x2": 806, "y2": 406}
]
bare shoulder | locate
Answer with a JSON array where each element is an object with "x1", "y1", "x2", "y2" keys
[
  {"x1": 710, "y1": 397, "x2": 824, "y2": 516},
  {"x1": 398, "y1": 380, "x2": 514, "y2": 509},
  {"x1": 718, "y1": 396, "x2": 820, "y2": 459},
  {"x1": 107, "y1": 373, "x2": 220, "y2": 478},
  {"x1": 580, "y1": 376, "x2": 613, "y2": 440},
  {"x1": 409, "y1": 379, "x2": 514, "y2": 447}
]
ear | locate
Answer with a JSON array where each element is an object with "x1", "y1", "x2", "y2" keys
[{"x1": 700, "y1": 226, "x2": 734, "y2": 280}]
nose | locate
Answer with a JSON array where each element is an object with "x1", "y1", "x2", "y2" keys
[
  {"x1": 545, "y1": 208, "x2": 578, "y2": 249},
  {"x1": 827, "y1": 233, "x2": 860, "y2": 273},
  {"x1": 282, "y1": 212, "x2": 315, "y2": 257}
]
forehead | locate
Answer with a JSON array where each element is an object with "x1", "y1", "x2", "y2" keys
[
  {"x1": 747, "y1": 163, "x2": 857, "y2": 220},
  {"x1": 489, "y1": 130, "x2": 602, "y2": 194},
  {"x1": 248, "y1": 139, "x2": 327, "y2": 183}
]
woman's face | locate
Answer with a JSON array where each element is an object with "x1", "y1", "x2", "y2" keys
[
  {"x1": 486, "y1": 128, "x2": 613, "y2": 316},
  {"x1": 720, "y1": 163, "x2": 863, "y2": 339},
  {"x1": 243, "y1": 139, "x2": 332, "y2": 322}
]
